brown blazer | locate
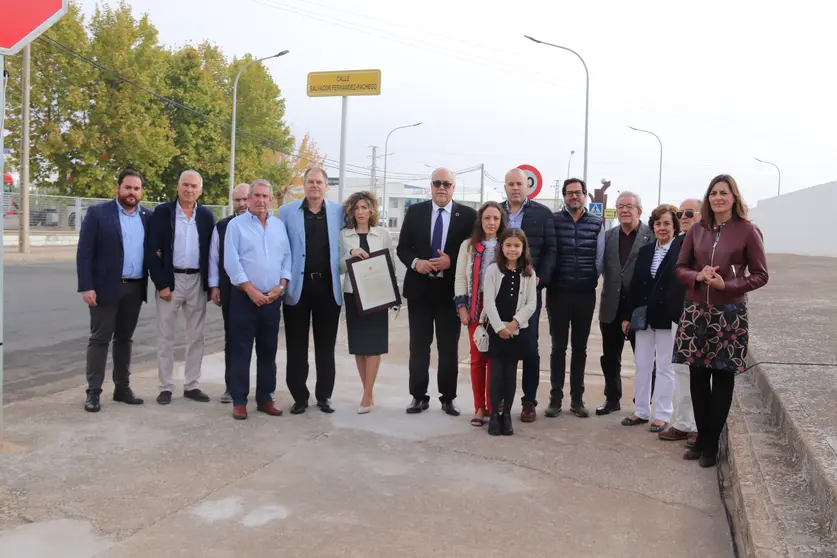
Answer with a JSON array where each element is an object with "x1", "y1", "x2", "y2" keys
[{"x1": 674, "y1": 217, "x2": 768, "y2": 306}]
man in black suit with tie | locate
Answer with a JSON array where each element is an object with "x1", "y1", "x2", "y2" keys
[
  {"x1": 77, "y1": 169, "x2": 152, "y2": 412},
  {"x1": 397, "y1": 167, "x2": 477, "y2": 416}
]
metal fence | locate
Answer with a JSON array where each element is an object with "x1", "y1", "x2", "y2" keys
[{"x1": 2, "y1": 193, "x2": 230, "y2": 233}]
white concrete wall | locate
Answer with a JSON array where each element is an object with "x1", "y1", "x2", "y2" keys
[{"x1": 749, "y1": 181, "x2": 836, "y2": 257}]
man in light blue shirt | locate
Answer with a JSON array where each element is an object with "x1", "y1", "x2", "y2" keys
[
  {"x1": 224, "y1": 179, "x2": 291, "y2": 420},
  {"x1": 118, "y1": 199, "x2": 145, "y2": 279}
]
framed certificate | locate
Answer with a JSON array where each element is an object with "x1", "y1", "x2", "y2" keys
[{"x1": 346, "y1": 249, "x2": 402, "y2": 315}]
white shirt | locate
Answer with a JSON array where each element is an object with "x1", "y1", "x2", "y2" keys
[
  {"x1": 208, "y1": 227, "x2": 221, "y2": 288},
  {"x1": 174, "y1": 201, "x2": 200, "y2": 269},
  {"x1": 428, "y1": 199, "x2": 453, "y2": 278},
  {"x1": 650, "y1": 238, "x2": 673, "y2": 278}
]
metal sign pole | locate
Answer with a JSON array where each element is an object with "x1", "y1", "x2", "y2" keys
[
  {"x1": 1, "y1": 53, "x2": 7, "y2": 438},
  {"x1": 338, "y1": 96, "x2": 347, "y2": 202}
]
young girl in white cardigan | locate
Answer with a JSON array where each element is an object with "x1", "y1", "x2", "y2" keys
[{"x1": 482, "y1": 228, "x2": 538, "y2": 436}]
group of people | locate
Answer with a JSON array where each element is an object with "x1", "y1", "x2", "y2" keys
[{"x1": 77, "y1": 164, "x2": 768, "y2": 467}]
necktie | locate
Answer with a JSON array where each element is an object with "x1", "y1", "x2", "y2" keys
[{"x1": 431, "y1": 207, "x2": 444, "y2": 257}]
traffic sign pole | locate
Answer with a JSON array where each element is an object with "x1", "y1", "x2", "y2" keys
[
  {"x1": 1, "y1": 53, "x2": 7, "y2": 438},
  {"x1": 338, "y1": 96, "x2": 347, "y2": 201}
]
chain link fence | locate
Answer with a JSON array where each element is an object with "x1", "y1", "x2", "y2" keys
[{"x1": 3, "y1": 193, "x2": 230, "y2": 233}]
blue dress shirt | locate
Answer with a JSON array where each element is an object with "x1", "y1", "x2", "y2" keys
[
  {"x1": 117, "y1": 199, "x2": 145, "y2": 279},
  {"x1": 224, "y1": 211, "x2": 292, "y2": 293}
]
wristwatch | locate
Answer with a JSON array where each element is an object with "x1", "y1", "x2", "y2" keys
[{"x1": 279, "y1": 284, "x2": 286, "y2": 296}]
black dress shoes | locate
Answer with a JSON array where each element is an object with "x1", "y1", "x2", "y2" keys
[
  {"x1": 84, "y1": 392, "x2": 101, "y2": 413},
  {"x1": 487, "y1": 414, "x2": 502, "y2": 436},
  {"x1": 441, "y1": 400, "x2": 460, "y2": 417},
  {"x1": 184, "y1": 389, "x2": 211, "y2": 402},
  {"x1": 113, "y1": 387, "x2": 144, "y2": 405},
  {"x1": 502, "y1": 414, "x2": 514, "y2": 436},
  {"x1": 317, "y1": 399, "x2": 335, "y2": 414},
  {"x1": 156, "y1": 391, "x2": 172, "y2": 405},
  {"x1": 595, "y1": 401, "x2": 621, "y2": 416},
  {"x1": 406, "y1": 398, "x2": 430, "y2": 414},
  {"x1": 290, "y1": 401, "x2": 309, "y2": 414}
]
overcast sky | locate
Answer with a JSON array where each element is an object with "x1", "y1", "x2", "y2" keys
[{"x1": 79, "y1": 0, "x2": 836, "y2": 207}]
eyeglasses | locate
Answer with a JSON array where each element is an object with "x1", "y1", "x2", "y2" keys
[
  {"x1": 676, "y1": 210, "x2": 695, "y2": 219},
  {"x1": 616, "y1": 204, "x2": 637, "y2": 211},
  {"x1": 565, "y1": 190, "x2": 585, "y2": 198},
  {"x1": 431, "y1": 180, "x2": 453, "y2": 189}
]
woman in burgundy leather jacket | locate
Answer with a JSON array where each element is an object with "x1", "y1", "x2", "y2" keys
[{"x1": 673, "y1": 174, "x2": 768, "y2": 468}]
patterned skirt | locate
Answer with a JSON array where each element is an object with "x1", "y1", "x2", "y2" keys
[{"x1": 672, "y1": 301, "x2": 749, "y2": 373}]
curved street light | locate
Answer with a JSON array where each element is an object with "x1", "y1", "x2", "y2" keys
[
  {"x1": 229, "y1": 50, "x2": 289, "y2": 209},
  {"x1": 753, "y1": 157, "x2": 781, "y2": 196},
  {"x1": 382, "y1": 122, "x2": 423, "y2": 218},
  {"x1": 525, "y1": 35, "x2": 590, "y2": 186},
  {"x1": 628, "y1": 125, "x2": 663, "y2": 205}
]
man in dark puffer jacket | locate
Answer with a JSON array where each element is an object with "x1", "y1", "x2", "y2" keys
[
  {"x1": 544, "y1": 178, "x2": 604, "y2": 419},
  {"x1": 502, "y1": 168, "x2": 557, "y2": 423}
]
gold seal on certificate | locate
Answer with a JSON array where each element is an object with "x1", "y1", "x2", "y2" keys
[{"x1": 346, "y1": 249, "x2": 402, "y2": 315}]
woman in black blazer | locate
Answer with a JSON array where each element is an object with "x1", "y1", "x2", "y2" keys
[{"x1": 620, "y1": 204, "x2": 683, "y2": 432}]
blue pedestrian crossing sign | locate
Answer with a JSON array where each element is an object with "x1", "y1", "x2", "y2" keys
[{"x1": 588, "y1": 203, "x2": 603, "y2": 216}]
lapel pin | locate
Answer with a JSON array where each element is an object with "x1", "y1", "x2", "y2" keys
[{"x1": 455, "y1": 212, "x2": 460, "y2": 217}]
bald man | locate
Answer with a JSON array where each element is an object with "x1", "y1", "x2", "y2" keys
[
  {"x1": 210, "y1": 183, "x2": 251, "y2": 403},
  {"x1": 397, "y1": 168, "x2": 477, "y2": 415}
]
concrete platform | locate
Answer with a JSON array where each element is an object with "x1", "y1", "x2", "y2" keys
[
  {"x1": 724, "y1": 254, "x2": 837, "y2": 557},
  {"x1": 0, "y1": 303, "x2": 734, "y2": 557}
]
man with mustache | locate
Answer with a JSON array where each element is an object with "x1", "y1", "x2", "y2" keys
[
  {"x1": 77, "y1": 169, "x2": 153, "y2": 412},
  {"x1": 209, "y1": 183, "x2": 251, "y2": 403},
  {"x1": 146, "y1": 170, "x2": 216, "y2": 406}
]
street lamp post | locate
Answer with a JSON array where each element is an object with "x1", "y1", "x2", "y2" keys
[
  {"x1": 525, "y1": 35, "x2": 589, "y2": 186},
  {"x1": 229, "y1": 50, "x2": 289, "y2": 210},
  {"x1": 566, "y1": 149, "x2": 576, "y2": 180},
  {"x1": 628, "y1": 125, "x2": 663, "y2": 205},
  {"x1": 753, "y1": 157, "x2": 781, "y2": 196},
  {"x1": 382, "y1": 122, "x2": 422, "y2": 222}
]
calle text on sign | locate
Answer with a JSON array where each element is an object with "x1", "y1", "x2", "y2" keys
[{"x1": 307, "y1": 69, "x2": 382, "y2": 97}]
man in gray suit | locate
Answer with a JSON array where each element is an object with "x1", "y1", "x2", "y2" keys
[{"x1": 596, "y1": 191, "x2": 654, "y2": 416}]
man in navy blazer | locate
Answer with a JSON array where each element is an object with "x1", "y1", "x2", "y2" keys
[
  {"x1": 146, "y1": 170, "x2": 216, "y2": 405},
  {"x1": 77, "y1": 169, "x2": 152, "y2": 413}
]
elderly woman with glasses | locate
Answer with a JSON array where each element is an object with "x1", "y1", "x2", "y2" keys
[{"x1": 339, "y1": 191, "x2": 395, "y2": 414}]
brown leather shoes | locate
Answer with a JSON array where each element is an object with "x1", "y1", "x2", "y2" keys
[
  {"x1": 257, "y1": 401, "x2": 283, "y2": 416},
  {"x1": 686, "y1": 432, "x2": 698, "y2": 449},
  {"x1": 232, "y1": 405, "x2": 248, "y2": 420},
  {"x1": 658, "y1": 427, "x2": 690, "y2": 441},
  {"x1": 520, "y1": 401, "x2": 537, "y2": 423}
]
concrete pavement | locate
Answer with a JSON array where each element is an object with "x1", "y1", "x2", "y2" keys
[{"x1": 0, "y1": 301, "x2": 734, "y2": 557}]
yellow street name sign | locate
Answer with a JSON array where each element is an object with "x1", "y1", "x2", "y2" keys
[
  {"x1": 604, "y1": 208, "x2": 617, "y2": 219},
  {"x1": 307, "y1": 69, "x2": 382, "y2": 97}
]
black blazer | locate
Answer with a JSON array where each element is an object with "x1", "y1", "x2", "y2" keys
[
  {"x1": 623, "y1": 236, "x2": 684, "y2": 329},
  {"x1": 76, "y1": 200, "x2": 152, "y2": 306},
  {"x1": 146, "y1": 199, "x2": 215, "y2": 293},
  {"x1": 396, "y1": 200, "x2": 477, "y2": 300}
]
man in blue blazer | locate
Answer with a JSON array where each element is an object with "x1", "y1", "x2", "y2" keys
[
  {"x1": 279, "y1": 167, "x2": 345, "y2": 414},
  {"x1": 77, "y1": 169, "x2": 152, "y2": 413},
  {"x1": 146, "y1": 170, "x2": 216, "y2": 405}
]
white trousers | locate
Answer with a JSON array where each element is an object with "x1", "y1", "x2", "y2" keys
[
  {"x1": 671, "y1": 362, "x2": 696, "y2": 432},
  {"x1": 156, "y1": 273, "x2": 207, "y2": 392},
  {"x1": 633, "y1": 327, "x2": 676, "y2": 422}
]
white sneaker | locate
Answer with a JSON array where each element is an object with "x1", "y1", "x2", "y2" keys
[{"x1": 219, "y1": 392, "x2": 233, "y2": 404}]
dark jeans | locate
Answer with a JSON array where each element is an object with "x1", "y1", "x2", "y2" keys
[
  {"x1": 222, "y1": 300, "x2": 231, "y2": 393},
  {"x1": 229, "y1": 288, "x2": 281, "y2": 407},
  {"x1": 547, "y1": 290, "x2": 596, "y2": 404},
  {"x1": 490, "y1": 355, "x2": 518, "y2": 416},
  {"x1": 86, "y1": 281, "x2": 144, "y2": 393},
  {"x1": 283, "y1": 277, "x2": 341, "y2": 404},
  {"x1": 520, "y1": 291, "x2": 542, "y2": 405},
  {"x1": 690, "y1": 366, "x2": 735, "y2": 459},
  {"x1": 407, "y1": 280, "x2": 461, "y2": 403},
  {"x1": 599, "y1": 317, "x2": 635, "y2": 403}
]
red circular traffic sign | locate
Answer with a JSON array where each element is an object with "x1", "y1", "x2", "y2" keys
[
  {"x1": 0, "y1": 0, "x2": 68, "y2": 55},
  {"x1": 517, "y1": 164, "x2": 543, "y2": 199}
]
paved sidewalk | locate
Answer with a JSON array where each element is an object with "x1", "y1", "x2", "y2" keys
[
  {"x1": 3, "y1": 245, "x2": 77, "y2": 264},
  {"x1": 0, "y1": 305, "x2": 733, "y2": 557}
]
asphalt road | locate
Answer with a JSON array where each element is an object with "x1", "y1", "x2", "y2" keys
[
  {"x1": 3, "y1": 261, "x2": 224, "y2": 403},
  {"x1": 3, "y1": 246, "x2": 408, "y2": 403}
]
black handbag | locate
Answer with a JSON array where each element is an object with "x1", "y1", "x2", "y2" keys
[{"x1": 629, "y1": 264, "x2": 667, "y2": 332}]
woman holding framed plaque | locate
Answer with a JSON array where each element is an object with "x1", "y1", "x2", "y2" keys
[
  {"x1": 453, "y1": 201, "x2": 507, "y2": 427},
  {"x1": 339, "y1": 191, "x2": 395, "y2": 414}
]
